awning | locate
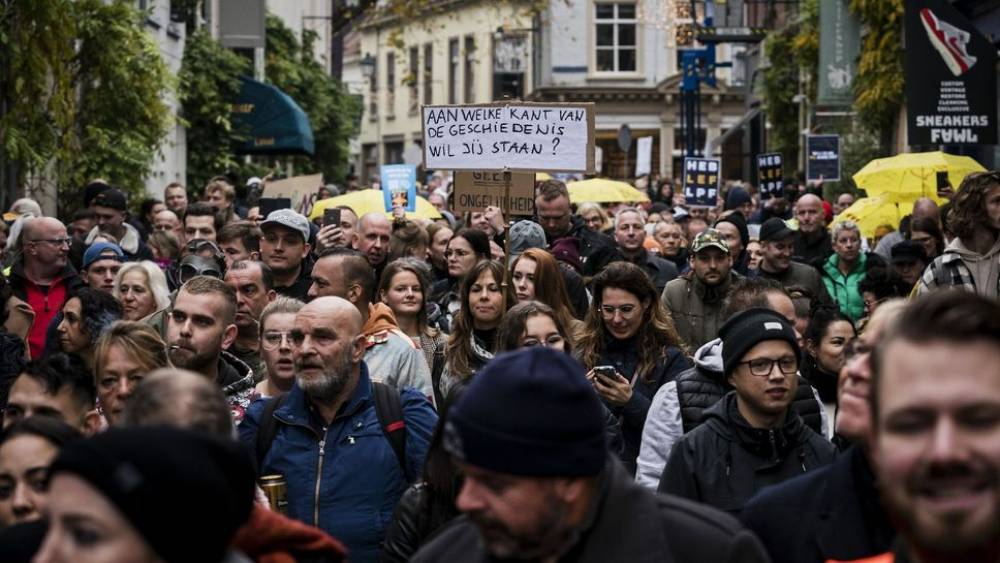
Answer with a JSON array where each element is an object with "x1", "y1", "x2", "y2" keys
[
  {"x1": 704, "y1": 106, "x2": 761, "y2": 155},
  {"x1": 231, "y1": 77, "x2": 315, "y2": 155}
]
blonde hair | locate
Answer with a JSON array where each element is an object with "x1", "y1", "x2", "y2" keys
[
  {"x1": 114, "y1": 261, "x2": 171, "y2": 312},
  {"x1": 577, "y1": 202, "x2": 610, "y2": 231},
  {"x1": 93, "y1": 321, "x2": 170, "y2": 382}
]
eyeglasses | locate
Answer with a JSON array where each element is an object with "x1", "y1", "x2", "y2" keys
[
  {"x1": 862, "y1": 297, "x2": 886, "y2": 310},
  {"x1": 261, "y1": 331, "x2": 293, "y2": 350},
  {"x1": 599, "y1": 304, "x2": 639, "y2": 319},
  {"x1": 740, "y1": 356, "x2": 798, "y2": 377},
  {"x1": 30, "y1": 238, "x2": 72, "y2": 248}
]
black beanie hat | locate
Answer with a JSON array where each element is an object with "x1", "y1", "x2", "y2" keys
[
  {"x1": 725, "y1": 186, "x2": 752, "y2": 211},
  {"x1": 716, "y1": 211, "x2": 750, "y2": 248},
  {"x1": 49, "y1": 426, "x2": 255, "y2": 563},
  {"x1": 445, "y1": 347, "x2": 607, "y2": 477},
  {"x1": 720, "y1": 308, "x2": 801, "y2": 377}
]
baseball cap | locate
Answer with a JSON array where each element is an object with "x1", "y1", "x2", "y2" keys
[
  {"x1": 82, "y1": 242, "x2": 125, "y2": 269},
  {"x1": 691, "y1": 228, "x2": 730, "y2": 254},
  {"x1": 260, "y1": 209, "x2": 310, "y2": 242},
  {"x1": 759, "y1": 217, "x2": 796, "y2": 242},
  {"x1": 92, "y1": 188, "x2": 128, "y2": 211}
]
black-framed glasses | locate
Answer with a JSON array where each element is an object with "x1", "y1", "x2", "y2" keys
[
  {"x1": 740, "y1": 356, "x2": 798, "y2": 377},
  {"x1": 30, "y1": 238, "x2": 72, "y2": 247}
]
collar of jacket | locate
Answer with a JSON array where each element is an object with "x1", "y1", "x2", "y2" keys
[
  {"x1": 692, "y1": 270, "x2": 738, "y2": 303},
  {"x1": 218, "y1": 350, "x2": 254, "y2": 390},
  {"x1": 275, "y1": 362, "x2": 375, "y2": 429},
  {"x1": 705, "y1": 393, "x2": 806, "y2": 463},
  {"x1": 9, "y1": 257, "x2": 77, "y2": 287}
]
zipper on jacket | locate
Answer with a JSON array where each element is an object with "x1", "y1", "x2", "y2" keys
[
  {"x1": 313, "y1": 426, "x2": 328, "y2": 527},
  {"x1": 799, "y1": 451, "x2": 807, "y2": 472}
]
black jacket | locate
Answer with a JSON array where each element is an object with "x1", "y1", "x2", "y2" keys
[
  {"x1": 623, "y1": 249, "x2": 678, "y2": 295},
  {"x1": 551, "y1": 216, "x2": 623, "y2": 278},
  {"x1": 596, "y1": 338, "x2": 690, "y2": 474},
  {"x1": 741, "y1": 446, "x2": 895, "y2": 563},
  {"x1": 411, "y1": 457, "x2": 772, "y2": 563},
  {"x1": 793, "y1": 229, "x2": 833, "y2": 266},
  {"x1": 381, "y1": 482, "x2": 459, "y2": 563},
  {"x1": 658, "y1": 392, "x2": 836, "y2": 516}
]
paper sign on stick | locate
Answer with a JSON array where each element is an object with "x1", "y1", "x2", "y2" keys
[
  {"x1": 756, "y1": 153, "x2": 784, "y2": 200},
  {"x1": 421, "y1": 102, "x2": 595, "y2": 172},
  {"x1": 453, "y1": 171, "x2": 535, "y2": 216},
  {"x1": 262, "y1": 173, "x2": 323, "y2": 216},
  {"x1": 635, "y1": 136, "x2": 653, "y2": 177}
]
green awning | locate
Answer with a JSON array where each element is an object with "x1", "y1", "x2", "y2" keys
[{"x1": 231, "y1": 77, "x2": 315, "y2": 155}]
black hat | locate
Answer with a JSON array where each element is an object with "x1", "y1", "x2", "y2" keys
[
  {"x1": 720, "y1": 308, "x2": 801, "y2": 377},
  {"x1": 49, "y1": 426, "x2": 255, "y2": 563},
  {"x1": 725, "y1": 187, "x2": 752, "y2": 211},
  {"x1": 445, "y1": 347, "x2": 606, "y2": 477},
  {"x1": 759, "y1": 217, "x2": 795, "y2": 242},
  {"x1": 891, "y1": 240, "x2": 928, "y2": 264},
  {"x1": 92, "y1": 188, "x2": 128, "y2": 211},
  {"x1": 716, "y1": 211, "x2": 749, "y2": 248},
  {"x1": 83, "y1": 180, "x2": 111, "y2": 208}
]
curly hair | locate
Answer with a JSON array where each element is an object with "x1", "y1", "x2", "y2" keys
[
  {"x1": 948, "y1": 171, "x2": 1000, "y2": 240},
  {"x1": 576, "y1": 261, "x2": 687, "y2": 383},
  {"x1": 445, "y1": 260, "x2": 514, "y2": 379},
  {"x1": 72, "y1": 288, "x2": 124, "y2": 346}
]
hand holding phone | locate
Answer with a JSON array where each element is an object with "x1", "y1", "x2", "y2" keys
[{"x1": 323, "y1": 208, "x2": 342, "y2": 228}]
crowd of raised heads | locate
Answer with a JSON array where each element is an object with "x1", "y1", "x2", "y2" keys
[{"x1": 0, "y1": 170, "x2": 997, "y2": 563}]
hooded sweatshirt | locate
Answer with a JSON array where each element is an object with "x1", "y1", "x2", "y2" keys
[{"x1": 917, "y1": 236, "x2": 1000, "y2": 297}]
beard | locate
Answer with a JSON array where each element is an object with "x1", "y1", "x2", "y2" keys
[
  {"x1": 295, "y1": 345, "x2": 354, "y2": 402},
  {"x1": 168, "y1": 338, "x2": 220, "y2": 374},
  {"x1": 883, "y1": 456, "x2": 1000, "y2": 559},
  {"x1": 471, "y1": 490, "x2": 578, "y2": 560}
]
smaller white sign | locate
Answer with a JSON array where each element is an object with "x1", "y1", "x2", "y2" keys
[{"x1": 635, "y1": 136, "x2": 653, "y2": 177}]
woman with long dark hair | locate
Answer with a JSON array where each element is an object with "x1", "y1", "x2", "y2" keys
[
  {"x1": 576, "y1": 261, "x2": 690, "y2": 474},
  {"x1": 437, "y1": 260, "x2": 513, "y2": 407},
  {"x1": 430, "y1": 228, "x2": 490, "y2": 329}
]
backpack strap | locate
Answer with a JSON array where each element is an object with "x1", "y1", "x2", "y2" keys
[
  {"x1": 254, "y1": 393, "x2": 288, "y2": 472},
  {"x1": 372, "y1": 381, "x2": 410, "y2": 481}
]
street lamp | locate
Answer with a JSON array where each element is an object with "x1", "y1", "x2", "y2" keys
[{"x1": 360, "y1": 53, "x2": 376, "y2": 80}]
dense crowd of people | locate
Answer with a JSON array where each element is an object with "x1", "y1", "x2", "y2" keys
[{"x1": 0, "y1": 169, "x2": 997, "y2": 563}]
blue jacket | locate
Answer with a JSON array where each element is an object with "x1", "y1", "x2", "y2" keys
[{"x1": 238, "y1": 363, "x2": 437, "y2": 563}]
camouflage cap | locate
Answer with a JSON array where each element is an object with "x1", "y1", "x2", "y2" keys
[{"x1": 691, "y1": 228, "x2": 730, "y2": 254}]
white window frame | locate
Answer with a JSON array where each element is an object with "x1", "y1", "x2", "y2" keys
[{"x1": 589, "y1": 1, "x2": 642, "y2": 78}]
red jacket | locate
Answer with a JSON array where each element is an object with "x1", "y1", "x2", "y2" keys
[
  {"x1": 232, "y1": 505, "x2": 347, "y2": 563},
  {"x1": 8, "y1": 261, "x2": 82, "y2": 359}
]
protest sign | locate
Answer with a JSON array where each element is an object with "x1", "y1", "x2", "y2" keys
[
  {"x1": 806, "y1": 135, "x2": 841, "y2": 181},
  {"x1": 682, "y1": 157, "x2": 721, "y2": 208},
  {"x1": 756, "y1": 153, "x2": 784, "y2": 199},
  {"x1": 421, "y1": 102, "x2": 595, "y2": 172},
  {"x1": 380, "y1": 165, "x2": 417, "y2": 212},
  {"x1": 261, "y1": 173, "x2": 323, "y2": 216},
  {"x1": 635, "y1": 136, "x2": 653, "y2": 177},
  {"x1": 453, "y1": 171, "x2": 535, "y2": 216}
]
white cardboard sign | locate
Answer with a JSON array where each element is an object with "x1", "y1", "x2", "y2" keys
[{"x1": 421, "y1": 102, "x2": 595, "y2": 173}]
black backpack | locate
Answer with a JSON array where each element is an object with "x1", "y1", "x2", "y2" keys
[{"x1": 254, "y1": 381, "x2": 410, "y2": 480}]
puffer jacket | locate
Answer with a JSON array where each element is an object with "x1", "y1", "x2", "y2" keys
[
  {"x1": 658, "y1": 392, "x2": 836, "y2": 516},
  {"x1": 238, "y1": 363, "x2": 438, "y2": 563},
  {"x1": 219, "y1": 350, "x2": 256, "y2": 425},
  {"x1": 635, "y1": 339, "x2": 827, "y2": 489},
  {"x1": 820, "y1": 252, "x2": 882, "y2": 322}
]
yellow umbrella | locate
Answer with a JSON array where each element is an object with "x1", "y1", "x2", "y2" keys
[
  {"x1": 567, "y1": 178, "x2": 650, "y2": 204},
  {"x1": 852, "y1": 151, "x2": 985, "y2": 204},
  {"x1": 833, "y1": 194, "x2": 915, "y2": 239},
  {"x1": 535, "y1": 172, "x2": 553, "y2": 181},
  {"x1": 309, "y1": 189, "x2": 442, "y2": 221}
]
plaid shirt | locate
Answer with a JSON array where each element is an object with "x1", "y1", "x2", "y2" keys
[{"x1": 917, "y1": 250, "x2": 981, "y2": 295}]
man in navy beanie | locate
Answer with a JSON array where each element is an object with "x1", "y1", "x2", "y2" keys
[{"x1": 412, "y1": 347, "x2": 771, "y2": 563}]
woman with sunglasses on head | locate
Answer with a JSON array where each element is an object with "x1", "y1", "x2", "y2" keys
[{"x1": 576, "y1": 261, "x2": 690, "y2": 475}]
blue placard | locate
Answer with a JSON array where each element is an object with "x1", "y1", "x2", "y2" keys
[
  {"x1": 682, "y1": 157, "x2": 721, "y2": 208},
  {"x1": 380, "y1": 165, "x2": 417, "y2": 212}
]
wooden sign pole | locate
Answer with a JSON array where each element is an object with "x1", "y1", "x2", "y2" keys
[{"x1": 501, "y1": 167, "x2": 512, "y2": 311}]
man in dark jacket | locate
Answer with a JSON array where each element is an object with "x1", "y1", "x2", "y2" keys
[
  {"x1": 739, "y1": 301, "x2": 904, "y2": 563},
  {"x1": 164, "y1": 276, "x2": 255, "y2": 423},
  {"x1": 791, "y1": 194, "x2": 832, "y2": 265},
  {"x1": 535, "y1": 180, "x2": 622, "y2": 277},
  {"x1": 613, "y1": 207, "x2": 677, "y2": 294},
  {"x1": 661, "y1": 228, "x2": 737, "y2": 350},
  {"x1": 658, "y1": 309, "x2": 835, "y2": 514},
  {"x1": 752, "y1": 217, "x2": 830, "y2": 302},
  {"x1": 412, "y1": 347, "x2": 771, "y2": 563}
]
